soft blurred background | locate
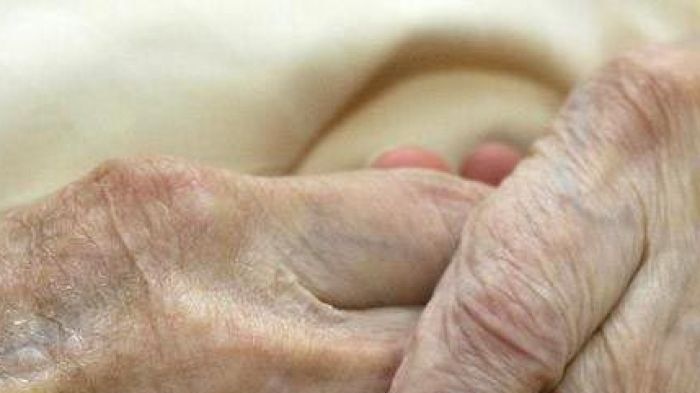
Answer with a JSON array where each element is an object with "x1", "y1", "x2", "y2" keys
[{"x1": 1, "y1": 0, "x2": 699, "y2": 209}]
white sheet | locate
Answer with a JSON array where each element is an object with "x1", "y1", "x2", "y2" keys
[{"x1": 0, "y1": 0, "x2": 698, "y2": 209}]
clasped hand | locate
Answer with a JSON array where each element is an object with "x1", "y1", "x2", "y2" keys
[{"x1": 2, "y1": 43, "x2": 700, "y2": 393}]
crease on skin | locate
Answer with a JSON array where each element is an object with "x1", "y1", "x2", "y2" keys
[
  {"x1": 431, "y1": 211, "x2": 558, "y2": 390},
  {"x1": 454, "y1": 285, "x2": 555, "y2": 372},
  {"x1": 664, "y1": 259, "x2": 700, "y2": 341},
  {"x1": 439, "y1": 232, "x2": 566, "y2": 390},
  {"x1": 0, "y1": 215, "x2": 74, "y2": 389},
  {"x1": 217, "y1": 178, "x2": 416, "y2": 382},
  {"x1": 238, "y1": 179, "x2": 345, "y2": 314},
  {"x1": 503, "y1": 193, "x2": 572, "y2": 315},
  {"x1": 252, "y1": 173, "x2": 450, "y2": 310},
  {"x1": 654, "y1": 173, "x2": 700, "y2": 343},
  {"x1": 436, "y1": 295, "x2": 480, "y2": 386},
  {"x1": 484, "y1": 185, "x2": 577, "y2": 349},
  {"x1": 271, "y1": 209, "x2": 337, "y2": 305},
  {"x1": 3, "y1": 183, "x2": 126, "y2": 393},
  {"x1": 553, "y1": 141, "x2": 651, "y2": 393},
  {"x1": 420, "y1": 177, "x2": 484, "y2": 253},
  {"x1": 471, "y1": 218, "x2": 561, "y2": 334},
  {"x1": 203, "y1": 176, "x2": 373, "y2": 330},
  {"x1": 601, "y1": 332, "x2": 627, "y2": 393},
  {"x1": 93, "y1": 172, "x2": 168, "y2": 372}
]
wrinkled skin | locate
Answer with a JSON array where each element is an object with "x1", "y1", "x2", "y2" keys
[
  {"x1": 0, "y1": 160, "x2": 488, "y2": 393},
  {"x1": 391, "y1": 43, "x2": 700, "y2": 393},
  {"x1": 3, "y1": 42, "x2": 700, "y2": 393}
]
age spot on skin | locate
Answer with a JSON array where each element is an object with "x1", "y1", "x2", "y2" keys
[
  {"x1": 0, "y1": 312, "x2": 64, "y2": 384},
  {"x1": 1, "y1": 346, "x2": 55, "y2": 383}
]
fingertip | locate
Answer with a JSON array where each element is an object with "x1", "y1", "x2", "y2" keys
[
  {"x1": 371, "y1": 147, "x2": 452, "y2": 173},
  {"x1": 459, "y1": 142, "x2": 522, "y2": 186}
]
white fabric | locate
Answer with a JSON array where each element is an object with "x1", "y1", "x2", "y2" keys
[{"x1": 1, "y1": 0, "x2": 698, "y2": 209}]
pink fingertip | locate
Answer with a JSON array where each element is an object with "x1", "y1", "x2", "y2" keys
[
  {"x1": 459, "y1": 142, "x2": 522, "y2": 186},
  {"x1": 371, "y1": 147, "x2": 452, "y2": 173}
]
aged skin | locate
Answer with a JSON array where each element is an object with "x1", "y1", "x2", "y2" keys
[
  {"x1": 390, "y1": 43, "x2": 700, "y2": 393},
  {"x1": 3, "y1": 42, "x2": 700, "y2": 393},
  {"x1": 0, "y1": 161, "x2": 488, "y2": 393}
]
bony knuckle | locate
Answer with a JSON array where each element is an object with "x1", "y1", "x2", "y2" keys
[
  {"x1": 556, "y1": 44, "x2": 700, "y2": 160},
  {"x1": 87, "y1": 156, "x2": 207, "y2": 199},
  {"x1": 608, "y1": 45, "x2": 700, "y2": 133}
]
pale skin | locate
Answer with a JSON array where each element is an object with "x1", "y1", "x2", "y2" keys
[
  {"x1": 0, "y1": 161, "x2": 489, "y2": 393},
  {"x1": 390, "y1": 42, "x2": 700, "y2": 393},
  {"x1": 1, "y1": 43, "x2": 700, "y2": 392}
]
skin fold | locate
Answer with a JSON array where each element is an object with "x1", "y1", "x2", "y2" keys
[
  {"x1": 0, "y1": 160, "x2": 488, "y2": 392},
  {"x1": 1, "y1": 42, "x2": 700, "y2": 392},
  {"x1": 390, "y1": 42, "x2": 700, "y2": 393}
]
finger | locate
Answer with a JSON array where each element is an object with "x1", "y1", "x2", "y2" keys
[
  {"x1": 371, "y1": 147, "x2": 452, "y2": 173},
  {"x1": 60, "y1": 158, "x2": 487, "y2": 309},
  {"x1": 389, "y1": 44, "x2": 700, "y2": 393},
  {"x1": 217, "y1": 169, "x2": 489, "y2": 392},
  {"x1": 459, "y1": 142, "x2": 522, "y2": 185},
  {"x1": 251, "y1": 169, "x2": 490, "y2": 309},
  {"x1": 0, "y1": 161, "x2": 450, "y2": 393}
]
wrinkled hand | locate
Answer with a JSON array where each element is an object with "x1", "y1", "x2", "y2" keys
[
  {"x1": 390, "y1": 42, "x2": 700, "y2": 393},
  {"x1": 0, "y1": 159, "x2": 488, "y2": 393}
]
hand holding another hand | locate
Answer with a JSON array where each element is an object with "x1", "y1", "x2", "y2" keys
[
  {"x1": 391, "y1": 43, "x2": 700, "y2": 393},
  {"x1": 2, "y1": 42, "x2": 700, "y2": 393},
  {"x1": 0, "y1": 159, "x2": 487, "y2": 393}
]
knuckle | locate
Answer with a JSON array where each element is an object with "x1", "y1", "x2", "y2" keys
[
  {"x1": 77, "y1": 156, "x2": 230, "y2": 231},
  {"x1": 619, "y1": 44, "x2": 700, "y2": 87},
  {"x1": 85, "y1": 156, "x2": 211, "y2": 203},
  {"x1": 612, "y1": 46, "x2": 697, "y2": 120},
  {"x1": 556, "y1": 44, "x2": 700, "y2": 158},
  {"x1": 605, "y1": 46, "x2": 699, "y2": 139},
  {"x1": 81, "y1": 156, "x2": 228, "y2": 255},
  {"x1": 4, "y1": 156, "x2": 224, "y2": 286}
]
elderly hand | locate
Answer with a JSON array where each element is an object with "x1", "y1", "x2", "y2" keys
[
  {"x1": 0, "y1": 159, "x2": 488, "y2": 393},
  {"x1": 390, "y1": 42, "x2": 700, "y2": 393}
]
